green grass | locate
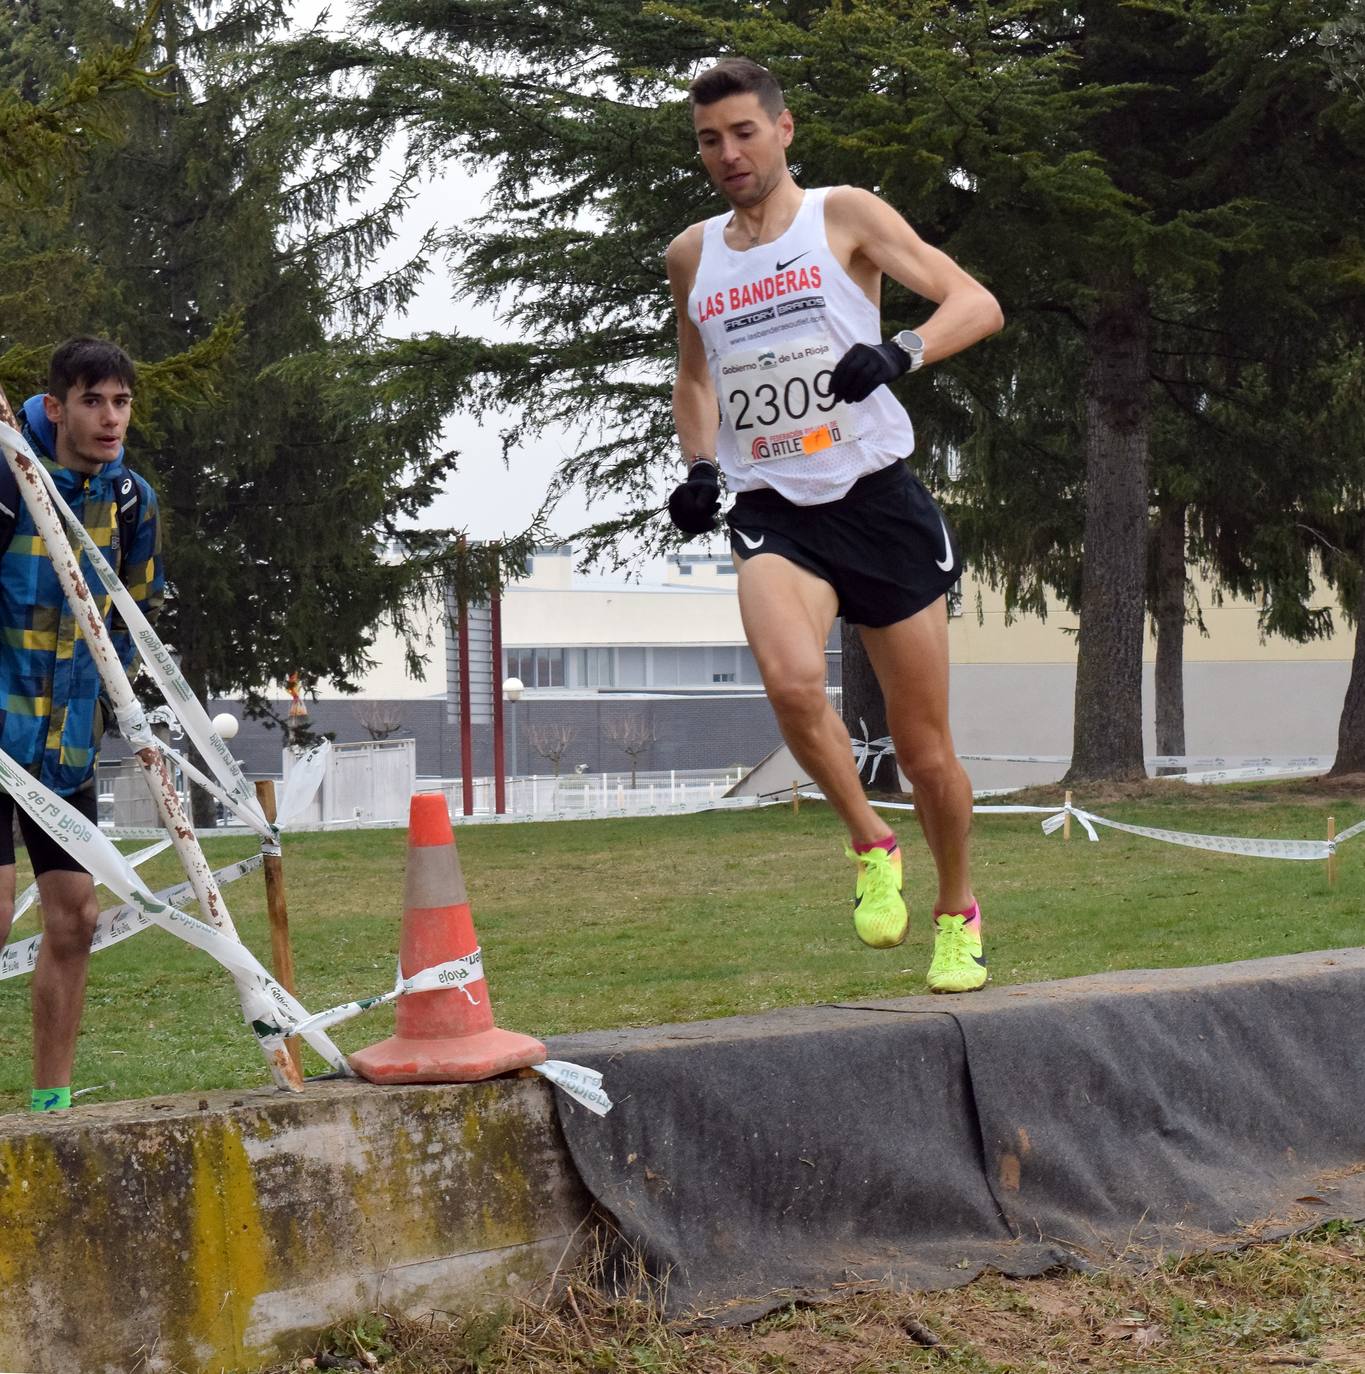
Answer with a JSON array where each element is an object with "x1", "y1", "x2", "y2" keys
[{"x1": 2, "y1": 785, "x2": 1364, "y2": 1111}]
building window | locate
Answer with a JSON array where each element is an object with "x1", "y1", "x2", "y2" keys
[
  {"x1": 567, "y1": 647, "x2": 614, "y2": 688},
  {"x1": 505, "y1": 647, "x2": 565, "y2": 688},
  {"x1": 947, "y1": 580, "x2": 964, "y2": 618},
  {"x1": 618, "y1": 646, "x2": 647, "y2": 687},
  {"x1": 677, "y1": 565, "x2": 692, "y2": 575}
]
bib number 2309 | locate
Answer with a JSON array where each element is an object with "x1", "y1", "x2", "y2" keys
[{"x1": 721, "y1": 338, "x2": 853, "y2": 464}]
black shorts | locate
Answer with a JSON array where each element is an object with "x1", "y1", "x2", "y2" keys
[
  {"x1": 0, "y1": 785, "x2": 98, "y2": 876},
  {"x1": 727, "y1": 460, "x2": 963, "y2": 628}
]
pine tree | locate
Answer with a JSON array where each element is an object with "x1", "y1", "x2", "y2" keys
[
  {"x1": 4, "y1": 0, "x2": 542, "y2": 819},
  {"x1": 277, "y1": 0, "x2": 1365, "y2": 783}
]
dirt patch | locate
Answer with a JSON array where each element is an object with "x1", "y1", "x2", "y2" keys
[{"x1": 266, "y1": 1222, "x2": 1365, "y2": 1374}]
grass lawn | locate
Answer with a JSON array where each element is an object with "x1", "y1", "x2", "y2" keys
[{"x1": 2, "y1": 782, "x2": 1363, "y2": 1111}]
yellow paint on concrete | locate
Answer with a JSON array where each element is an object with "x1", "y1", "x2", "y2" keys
[
  {"x1": 188, "y1": 1121, "x2": 270, "y2": 1364},
  {"x1": 0, "y1": 1137, "x2": 66, "y2": 1286},
  {"x1": 0, "y1": 1081, "x2": 591, "y2": 1373}
]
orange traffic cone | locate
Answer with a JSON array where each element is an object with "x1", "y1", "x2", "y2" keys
[{"x1": 349, "y1": 793, "x2": 546, "y2": 1083}]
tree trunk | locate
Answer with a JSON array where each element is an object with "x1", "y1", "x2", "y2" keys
[
  {"x1": 1064, "y1": 281, "x2": 1152, "y2": 785},
  {"x1": 1329, "y1": 545, "x2": 1365, "y2": 776},
  {"x1": 839, "y1": 621, "x2": 894, "y2": 791},
  {"x1": 1153, "y1": 500, "x2": 1187, "y2": 776}
]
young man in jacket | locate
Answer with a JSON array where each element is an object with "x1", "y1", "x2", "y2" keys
[{"x1": 0, "y1": 338, "x2": 163, "y2": 1110}]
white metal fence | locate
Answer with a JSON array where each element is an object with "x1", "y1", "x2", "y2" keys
[{"x1": 431, "y1": 767, "x2": 749, "y2": 824}]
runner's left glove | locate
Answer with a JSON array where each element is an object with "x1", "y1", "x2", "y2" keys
[
  {"x1": 668, "y1": 460, "x2": 721, "y2": 536},
  {"x1": 829, "y1": 341, "x2": 911, "y2": 404}
]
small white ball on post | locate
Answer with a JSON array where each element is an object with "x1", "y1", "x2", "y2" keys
[{"x1": 212, "y1": 712, "x2": 240, "y2": 741}]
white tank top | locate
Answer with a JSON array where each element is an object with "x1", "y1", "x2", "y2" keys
[{"x1": 687, "y1": 186, "x2": 914, "y2": 505}]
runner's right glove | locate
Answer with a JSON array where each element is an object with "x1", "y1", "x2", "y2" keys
[
  {"x1": 667, "y1": 460, "x2": 721, "y2": 535},
  {"x1": 829, "y1": 341, "x2": 912, "y2": 403}
]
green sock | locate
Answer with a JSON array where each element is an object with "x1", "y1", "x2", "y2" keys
[{"x1": 30, "y1": 1086, "x2": 71, "y2": 1113}]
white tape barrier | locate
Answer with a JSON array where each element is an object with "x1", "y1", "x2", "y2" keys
[
  {"x1": 0, "y1": 769, "x2": 613, "y2": 1111},
  {"x1": 283, "y1": 949, "x2": 486, "y2": 1040},
  {"x1": 0, "y1": 746, "x2": 350, "y2": 1072},
  {"x1": 1038, "y1": 807, "x2": 1335, "y2": 860},
  {"x1": 277, "y1": 743, "x2": 331, "y2": 829},
  {"x1": 850, "y1": 723, "x2": 898, "y2": 784},
  {"x1": 795, "y1": 790, "x2": 1360, "y2": 862},
  {"x1": 533, "y1": 1060, "x2": 613, "y2": 1116},
  {"x1": 9, "y1": 837, "x2": 171, "y2": 926},
  {"x1": 0, "y1": 420, "x2": 273, "y2": 839},
  {"x1": 0, "y1": 852, "x2": 262, "y2": 982}
]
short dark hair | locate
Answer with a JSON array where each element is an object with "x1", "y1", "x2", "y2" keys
[
  {"x1": 689, "y1": 58, "x2": 785, "y2": 119},
  {"x1": 48, "y1": 337, "x2": 137, "y2": 400}
]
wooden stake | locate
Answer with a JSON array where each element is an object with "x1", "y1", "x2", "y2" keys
[
  {"x1": 792, "y1": 781, "x2": 801, "y2": 814},
  {"x1": 1063, "y1": 789, "x2": 1073, "y2": 842},
  {"x1": 1327, "y1": 814, "x2": 1338, "y2": 888},
  {"x1": 256, "y1": 779, "x2": 302, "y2": 1077}
]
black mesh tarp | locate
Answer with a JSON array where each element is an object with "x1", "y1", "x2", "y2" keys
[{"x1": 547, "y1": 949, "x2": 1365, "y2": 1317}]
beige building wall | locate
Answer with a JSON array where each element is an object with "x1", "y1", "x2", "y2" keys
[
  {"x1": 318, "y1": 549, "x2": 1354, "y2": 774},
  {"x1": 952, "y1": 569, "x2": 1347, "y2": 666}
]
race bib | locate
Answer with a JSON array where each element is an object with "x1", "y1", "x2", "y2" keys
[{"x1": 719, "y1": 337, "x2": 854, "y2": 464}]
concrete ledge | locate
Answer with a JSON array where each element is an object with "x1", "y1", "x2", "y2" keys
[{"x1": 0, "y1": 1076, "x2": 592, "y2": 1374}]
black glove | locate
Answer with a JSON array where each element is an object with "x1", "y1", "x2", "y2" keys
[
  {"x1": 828, "y1": 341, "x2": 912, "y2": 404},
  {"x1": 667, "y1": 460, "x2": 721, "y2": 535}
]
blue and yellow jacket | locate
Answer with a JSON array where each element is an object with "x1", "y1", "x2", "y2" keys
[{"x1": 0, "y1": 394, "x2": 164, "y2": 795}]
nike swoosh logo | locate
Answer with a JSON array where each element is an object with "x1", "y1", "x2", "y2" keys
[
  {"x1": 735, "y1": 529, "x2": 765, "y2": 551},
  {"x1": 935, "y1": 515, "x2": 955, "y2": 571},
  {"x1": 775, "y1": 252, "x2": 809, "y2": 272}
]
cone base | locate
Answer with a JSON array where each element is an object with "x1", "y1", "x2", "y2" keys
[{"x1": 348, "y1": 1026, "x2": 547, "y2": 1084}]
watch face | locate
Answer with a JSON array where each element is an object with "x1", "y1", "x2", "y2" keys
[{"x1": 896, "y1": 330, "x2": 925, "y2": 352}]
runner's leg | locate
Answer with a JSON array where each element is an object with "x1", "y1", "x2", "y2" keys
[
  {"x1": 859, "y1": 596, "x2": 973, "y2": 913},
  {"x1": 737, "y1": 552, "x2": 888, "y2": 846},
  {"x1": 31, "y1": 868, "x2": 100, "y2": 1090}
]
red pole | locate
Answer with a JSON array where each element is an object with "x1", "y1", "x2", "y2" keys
[
  {"x1": 490, "y1": 545, "x2": 506, "y2": 816},
  {"x1": 457, "y1": 542, "x2": 474, "y2": 817}
]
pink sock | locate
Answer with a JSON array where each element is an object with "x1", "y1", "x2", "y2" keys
[
  {"x1": 935, "y1": 900, "x2": 980, "y2": 929},
  {"x1": 853, "y1": 833, "x2": 897, "y2": 855}
]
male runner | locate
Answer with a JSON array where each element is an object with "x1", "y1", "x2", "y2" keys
[
  {"x1": 0, "y1": 338, "x2": 163, "y2": 1109},
  {"x1": 666, "y1": 59, "x2": 1002, "y2": 992}
]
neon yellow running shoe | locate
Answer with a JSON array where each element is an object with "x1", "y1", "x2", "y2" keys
[
  {"x1": 928, "y1": 904, "x2": 988, "y2": 993},
  {"x1": 844, "y1": 842, "x2": 908, "y2": 949}
]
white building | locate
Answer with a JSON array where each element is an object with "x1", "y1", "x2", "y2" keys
[{"x1": 229, "y1": 540, "x2": 1351, "y2": 787}]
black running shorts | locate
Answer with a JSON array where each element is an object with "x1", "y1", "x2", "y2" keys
[
  {"x1": 0, "y1": 784, "x2": 98, "y2": 876},
  {"x1": 726, "y1": 460, "x2": 962, "y2": 628}
]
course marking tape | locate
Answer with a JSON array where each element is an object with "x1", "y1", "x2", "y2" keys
[
  {"x1": 1042, "y1": 806, "x2": 1334, "y2": 860},
  {"x1": 796, "y1": 790, "x2": 1357, "y2": 861},
  {"x1": 0, "y1": 852, "x2": 262, "y2": 982},
  {"x1": 9, "y1": 837, "x2": 171, "y2": 927},
  {"x1": 533, "y1": 1060, "x2": 612, "y2": 1116}
]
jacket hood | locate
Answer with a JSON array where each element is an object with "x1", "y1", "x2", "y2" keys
[{"x1": 21, "y1": 393, "x2": 129, "y2": 476}]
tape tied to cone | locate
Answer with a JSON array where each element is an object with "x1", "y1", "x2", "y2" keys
[{"x1": 348, "y1": 793, "x2": 548, "y2": 1084}]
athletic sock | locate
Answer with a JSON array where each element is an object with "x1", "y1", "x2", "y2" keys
[
  {"x1": 30, "y1": 1086, "x2": 71, "y2": 1113},
  {"x1": 853, "y1": 833, "x2": 897, "y2": 856},
  {"x1": 935, "y1": 900, "x2": 981, "y2": 929}
]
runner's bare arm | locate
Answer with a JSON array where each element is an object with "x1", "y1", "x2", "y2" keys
[
  {"x1": 826, "y1": 186, "x2": 1003, "y2": 365},
  {"x1": 666, "y1": 226, "x2": 720, "y2": 467}
]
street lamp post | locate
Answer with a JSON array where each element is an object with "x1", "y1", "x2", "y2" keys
[{"x1": 502, "y1": 677, "x2": 524, "y2": 814}]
